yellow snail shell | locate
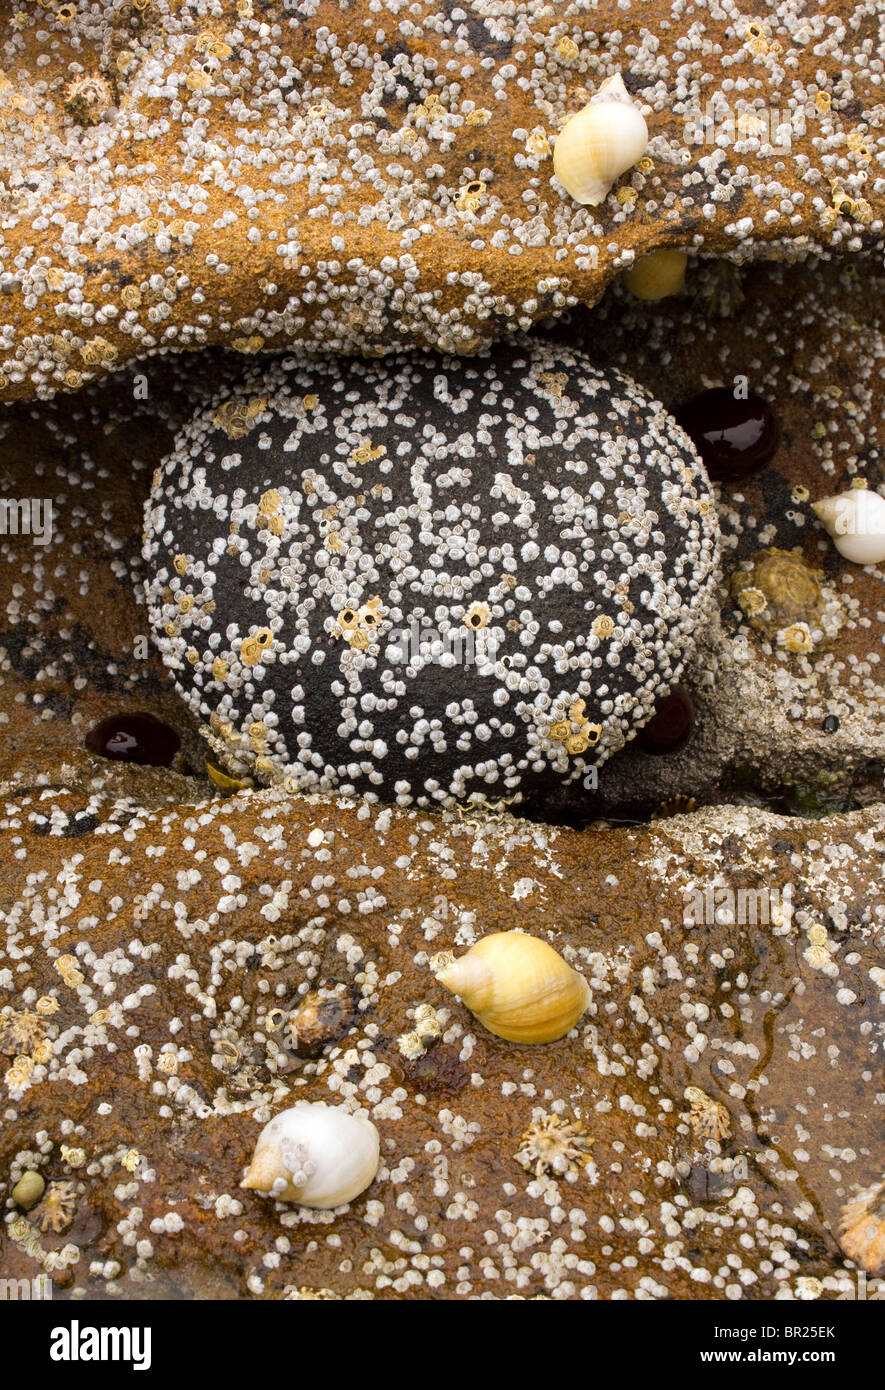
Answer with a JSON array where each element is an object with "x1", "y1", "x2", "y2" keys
[
  {"x1": 813, "y1": 488, "x2": 885, "y2": 565},
  {"x1": 240, "y1": 1101, "x2": 379, "y2": 1208},
  {"x1": 553, "y1": 73, "x2": 649, "y2": 207},
  {"x1": 623, "y1": 249, "x2": 687, "y2": 301},
  {"x1": 435, "y1": 931, "x2": 591, "y2": 1043}
]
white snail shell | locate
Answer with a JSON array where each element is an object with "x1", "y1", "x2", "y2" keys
[
  {"x1": 553, "y1": 73, "x2": 649, "y2": 207},
  {"x1": 813, "y1": 488, "x2": 885, "y2": 565},
  {"x1": 240, "y1": 1101, "x2": 380, "y2": 1208}
]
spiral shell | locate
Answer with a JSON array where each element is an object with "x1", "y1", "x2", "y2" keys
[
  {"x1": 813, "y1": 487, "x2": 885, "y2": 565},
  {"x1": 435, "y1": 931, "x2": 591, "y2": 1043},
  {"x1": 553, "y1": 73, "x2": 649, "y2": 207},
  {"x1": 240, "y1": 1101, "x2": 380, "y2": 1208}
]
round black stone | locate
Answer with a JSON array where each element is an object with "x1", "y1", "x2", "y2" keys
[
  {"x1": 636, "y1": 684, "x2": 695, "y2": 754},
  {"x1": 675, "y1": 387, "x2": 779, "y2": 482},
  {"x1": 85, "y1": 713, "x2": 180, "y2": 766},
  {"x1": 821, "y1": 714, "x2": 840, "y2": 733},
  {"x1": 143, "y1": 344, "x2": 720, "y2": 807}
]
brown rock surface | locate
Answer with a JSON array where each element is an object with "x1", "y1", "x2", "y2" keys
[
  {"x1": 0, "y1": 784, "x2": 882, "y2": 1299},
  {"x1": 1, "y1": 0, "x2": 884, "y2": 402}
]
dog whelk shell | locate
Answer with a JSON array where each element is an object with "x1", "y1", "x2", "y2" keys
[
  {"x1": 435, "y1": 931, "x2": 591, "y2": 1043},
  {"x1": 623, "y1": 250, "x2": 687, "y2": 301},
  {"x1": 813, "y1": 487, "x2": 885, "y2": 565},
  {"x1": 553, "y1": 73, "x2": 649, "y2": 206},
  {"x1": 240, "y1": 1101, "x2": 380, "y2": 1208}
]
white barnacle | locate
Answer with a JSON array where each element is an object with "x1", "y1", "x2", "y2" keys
[{"x1": 553, "y1": 73, "x2": 649, "y2": 207}]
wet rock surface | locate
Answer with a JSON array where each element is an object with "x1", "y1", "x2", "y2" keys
[
  {"x1": 0, "y1": 787, "x2": 882, "y2": 1299},
  {"x1": 1, "y1": 1, "x2": 884, "y2": 402}
]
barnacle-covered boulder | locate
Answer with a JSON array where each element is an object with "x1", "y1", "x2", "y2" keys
[
  {"x1": 2, "y1": 0, "x2": 885, "y2": 402},
  {"x1": 142, "y1": 343, "x2": 720, "y2": 807}
]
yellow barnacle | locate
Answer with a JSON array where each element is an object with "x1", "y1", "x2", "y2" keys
[
  {"x1": 211, "y1": 657, "x2": 228, "y2": 681},
  {"x1": 592, "y1": 614, "x2": 615, "y2": 638},
  {"x1": 525, "y1": 130, "x2": 550, "y2": 158},
  {"x1": 349, "y1": 629, "x2": 370, "y2": 651},
  {"x1": 549, "y1": 721, "x2": 571, "y2": 742},
  {"x1": 565, "y1": 733, "x2": 590, "y2": 755},
  {"x1": 737, "y1": 586, "x2": 768, "y2": 617},
  {"x1": 302, "y1": 393, "x2": 318, "y2": 411},
  {"x1": 350, "y1": 440, "x2": 386, "y2": 464},
  {"x1": 465, "y1": 108, "x2": 491, "y2": 127},
  {"x1": 556, "y1": 36, "x2": 579, "y2": 60},
  {"x1": 240, "y1": 629, "x2": 272, "y2": 666},
  {"x1": 464, "y1": 601, "x2": 490, "y2": 631},
  {"x1": 456, "y1": 180, "x2": 486, "y2": 212},
  {"x1": 359, "y1": 596, "x2": 384, "y2": 629},
  {"x1": 259, "y1": 488, "x2": 282, "y2": 516},
  {"x1": 337, "y1": 606, "x2": 360, "y2": 632},
  {"x1": 779, "y1": 622, "x2": 814, "y2": 654}
]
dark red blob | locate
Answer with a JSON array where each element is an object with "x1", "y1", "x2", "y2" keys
[
  {"x1": 85, "y1": 713, "x2": 180, "y2": 767},
  {"x1": 637, "y1": 685, "x2": 695, "y2": 755},
  {"x1": 675, "y1": 387, "x2": 780, "y2": 482}
]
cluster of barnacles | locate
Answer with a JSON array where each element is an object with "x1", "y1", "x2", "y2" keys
[
  {"x1": 452, "y1": 794, "x2": 522, "y2": 829},
  {"x1": 397, "y1": 1004, "x2": 443, "y2": 1061},
  {"x1": 515, "y1": 1110, "x2": 594, "y2": 1180},
  {"x1": 683, "y1": 1086, "x2": 732, "y2": 1143},
  {"x1": 549, "y1": 699, "x2": 602, "y2": 757}
]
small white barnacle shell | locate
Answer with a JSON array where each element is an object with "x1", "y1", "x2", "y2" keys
[
  {"x1": 813, "y1": 487, "x2": 885, "y2": 565},
  {"x1": 553, "y1": 72, "x2": 649, "y2": 206},
  {"x1": 435, "y1": 930, "x2": 591, "y2": 1043},
  {"x1": 240, "y1": 1101, "x2": 380, "y2": 1208}
]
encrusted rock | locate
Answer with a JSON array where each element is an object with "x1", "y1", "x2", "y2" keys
[
  {"x1": 2, "y1": 2, "x2": 884, "y2": 401},
  {"x1": 143, "y1": 343, "x2": 720, "y2": 807},
  {"x1": 0, "y1": 789, "x2": 882, "y2": 1299}
]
